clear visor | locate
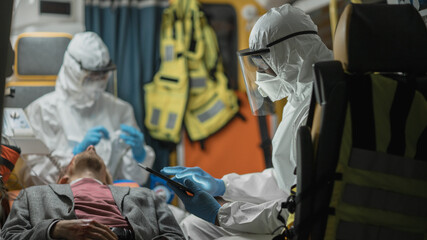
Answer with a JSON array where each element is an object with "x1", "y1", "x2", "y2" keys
[
  {"x1": 238, "y1": 53, "x2": 275, "y2": 116},
  {"x1": 85, "y1": 71, "x2": 111, "y2": 81},
  {"x1": 82, "y1": 70, "x2": 112, "y2": 86}
]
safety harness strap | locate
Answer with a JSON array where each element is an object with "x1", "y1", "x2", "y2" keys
[
  {"x1": 322, "y1": 75, "x2": 427, "y2": 240},
  {"x1": 336, "y1": 221, "x2": 424, "y2": 240},
  {"x1": 387, "y1": 81, "x2": 415, "y2": 155},
  {"x1": 348, "y1": 74, "x2": 376, "y2": 151},
  {"x1": 257, "y1": 115, "x2": 272, "y2": 168},
  {"x1": 349, "y1": 148, "x2": 427, "y2": 181},
  {"x1": 342, "y1": 183, "x2": 427, "y2": 218},
  {"x1": 415, "y1": 127, "x2": 427, "y2": 160},
  {"x1": 0, "y1": 158, "x2": 14, "y2": 172}
]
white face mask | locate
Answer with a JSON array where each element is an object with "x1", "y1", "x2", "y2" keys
[{"x1": 255, "y1": 72, "x2": 286, "y2": 102}]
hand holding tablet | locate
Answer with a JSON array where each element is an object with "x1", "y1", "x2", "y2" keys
[{"x1": 138, "y1": 164, "x2": 194, "y2": 194}]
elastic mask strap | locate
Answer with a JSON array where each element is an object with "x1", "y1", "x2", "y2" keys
[{"x1": 266, "y1": 31, "x2": 317, "y2": 48}]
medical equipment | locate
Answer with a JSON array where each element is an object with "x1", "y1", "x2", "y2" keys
[
  {"x1": 119, "y1": 124, "x2": 145, "y2": 163},
  {"x1": 72, "y1": 126, "x2": 110, "y2": 155},
  {"x1": 161, "y1": 166, "x2": 225, "y2": 197},
  {"x1": 169, "y1": 178, "x2": 220, "y2": 224},
  {"x1": 2, "y1": 108, "x2": 49, "y2": 154},
  {"x1": 139, "y1": 164, "x2": 193, "y2": 194}
]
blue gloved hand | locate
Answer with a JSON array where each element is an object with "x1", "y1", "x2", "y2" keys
[
  {"x1": 169, "y1": 179, "x2": 221, "y2": 224},
  {"x1": 161, "y1": 166, "x2": 225, "y2": 196},
  {"x1": 73, "y1": 126, "x2": 109, "y2": 155},
  {"x1": 119, "y1": 124, "x2": 146, "y2": 163}
]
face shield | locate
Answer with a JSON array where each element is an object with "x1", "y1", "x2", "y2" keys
[
  {"x1": 237, "y1": 30, "x2": 317, "y2": 116},
  {"x1": 238, "y1": 48, "x2": 275, "y2": 116},
  {"x1": 68, "y1": 51, "x2": 115, "y2": 86}
]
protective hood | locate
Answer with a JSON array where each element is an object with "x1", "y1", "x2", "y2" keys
[
  {"x1": 248, "y1": 4, "x2": 333, "y2": 193},
  {"x1": 249, "y1": 4, "x2": 332, "y2": 106},
  {"x1": 55, "y1": 32, "x2": 113, "y2": 109}
]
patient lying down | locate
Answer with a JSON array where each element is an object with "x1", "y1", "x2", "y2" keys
[{"x1": 1, "y1": 145, "x2": 185, "y2": 240}]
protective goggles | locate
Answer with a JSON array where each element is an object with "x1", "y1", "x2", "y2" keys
[
  {"x1": 84, "y1": 71, "x2": 112, "y2": 82},
  {"x1": 237, "y1": 30, "x2": 317, "y2": 116},
  {"x1": 68, "y1": 51, "x2": 117, "y2": 73},
  {"x1": 250, "y1": 53, "x2": 277, "y2": 77}
]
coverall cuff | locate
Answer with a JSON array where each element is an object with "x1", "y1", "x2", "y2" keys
[{"x1": 220, "y1": 178, "x2": 232, "y2": 200}]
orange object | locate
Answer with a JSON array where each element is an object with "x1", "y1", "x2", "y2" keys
[
  {"x1": 198, "y1": 0, "x2": 266, "y2": 91},
  {"x1": 184, "y1": 91, "x2": 269, "y2": 178},
  {"x1": 113, "y1": 180, "x2": 140, "y2": 188},
  {"x1": 0, "y1": 144, "x2": 21, "y2": 183},
  {"x1": 7, "y1": 190, "x2": 21, "y2": 210}
]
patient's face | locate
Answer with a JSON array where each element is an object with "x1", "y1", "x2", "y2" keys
[
  {"x1": 61, "y1": 145, "x2": 112, "y2": 184},
  {"x1": 73, "y1": 145, "x2": 105, "y2": 173}
]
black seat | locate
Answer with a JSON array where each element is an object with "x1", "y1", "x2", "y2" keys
[{"x1": 292, "y1": 3, "x2": 427, "y2": 240}]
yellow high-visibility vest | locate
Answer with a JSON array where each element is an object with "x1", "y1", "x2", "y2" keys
[{"x1": 145, "y1": 0, "x2": 239, "y2": 144}]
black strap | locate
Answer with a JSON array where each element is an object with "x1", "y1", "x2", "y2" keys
[
  {"x1": 172, "y1": 11, "x2": 177, "y2": 39},
  {"x1": 266, "y1": 30, "x2": 317, "y2": 48},
  {"x1": 290, "y1": 207, "x2": 336, "y2": 239},
  {"x1": 276, "y1": 174, "x2": 340, "y2": 238},
  {"x1": 189, "y1": 10, "x2": 196, "y2": 52},
  {"x1": 209, "y1": 53, "x2": 220, "y2": 82},
  {"x1": 2, "y1": 144, "x2": 21, "y2": 154},
  {"x1": 387, "y1": 81, "x2": 415, "y2": 155},
  {"x1": 160, "y1": 76, "x2": 179, "y2": 83},
  {"x1": 281, "y1": 195, "x2": 296, "y2": 214},
  {"x1": 349, "y1": 75, "x2": 376, "y2": 150},
  {"x1": 257, "y1": 115, "x2": 272, "y2": 168},
  {"x1": 199, "y1": 140, "x2": 205, "y2": 150},
  {"x1": 306, "y1": 88, "x2": 316, "y2": 129},
  {"x1": 272, "y1": 226, "x2": 294, "y2": 240},
  {"x1": 0, "y1": 158, "x2": 14, "y2": 172},
  {"x1": 236, "y1": 111, "x2": 246, "y2": 121},
  {"x1": 110, "y1": 227, "x2": 134, "y2": 240},
  {"x1": 415, "y1": 127, "x2": 427, "y2": 161},
  {"x1": 292, "y1": 172, "x2": 342, "y2": 207}
]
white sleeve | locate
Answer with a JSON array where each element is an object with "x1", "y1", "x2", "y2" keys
[
  {"x1": 217, "y1": 199, "x2": 288, "y2": 234},
  {"x1": 21, "y1": 95, "x2": 73, "y2": 186},
  {"x1": 222, "y1": 168, "x2": 288, "y2": 204},
  {"x1": 113, "y1": 99, "x2": 156, "y2": 185},
  {"x1": 20, "y1": 153, "x2": 71, "y2": 186}
]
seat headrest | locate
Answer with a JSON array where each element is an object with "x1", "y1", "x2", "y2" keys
[
  {"x1": 334, "y1": 3, "x2": 427, "y2": 74},
  {"x1": 14, "y1": 32, "x2": 72, "y2": 80}
]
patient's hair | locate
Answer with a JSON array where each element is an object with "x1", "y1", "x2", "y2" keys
[
  {"x1": 57, "y1": 151, "x2": 113, "y2": 185},
  {"x1": 74, "y1": 151, "x2": 103, "y2": 173}
]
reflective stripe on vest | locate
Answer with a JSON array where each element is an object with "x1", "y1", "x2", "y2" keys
[
  {"x1": 323, "y1": 75, "x2": 427, "y2": 240},
  {"x1": 145, "y1": 0, "x2": 239, "y2": 143},
  {"x1": 349, "y1": 148, "x2": 427, "y2": 181},
  {"x1": 336, "y1": 221, "x2": 424, "y2": 240},
  {"x1": 342, "y1": 183, "x2": 427, "y2": 218}
]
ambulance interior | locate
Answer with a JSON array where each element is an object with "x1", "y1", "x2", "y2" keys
[{"x1": 1, "y1": 0, "x2": 427, "y2": 238}]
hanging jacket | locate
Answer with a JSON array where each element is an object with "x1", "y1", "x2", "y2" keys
[{"x1": 144, "y1": 0, "x2": 239, "y2": 144}]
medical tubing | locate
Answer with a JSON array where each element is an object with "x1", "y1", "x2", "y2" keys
[{"x1": 112, "y1": 146, "x2": 131, "y2": 178}]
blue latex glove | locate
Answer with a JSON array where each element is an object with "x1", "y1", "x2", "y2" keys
[
  {"x1": 119, "y1": 124, "x2": 146, "y2": 163},
  {"x1": 169, "y1": 179, "x2": 221, "y2": 224},
  {"x1": 73, "y1": 126, "x2": 109, "y2": 155},
  {"x1": 161, "y1": 166, "x2": 225, "y2": 196}
]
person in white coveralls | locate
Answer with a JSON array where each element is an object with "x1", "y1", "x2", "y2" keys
[{"x1": 161, "y1": 4, "x2": 333, "y2": 239}]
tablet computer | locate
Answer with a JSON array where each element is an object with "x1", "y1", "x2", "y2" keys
[{"x1": 138, "y1": 164, "x2": 193, "y2": 194}]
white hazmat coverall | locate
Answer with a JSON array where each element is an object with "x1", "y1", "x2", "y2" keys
[
  {"x1": 180, "y1": 4, "x2": 333, "y2": 239},
  {"x1": 20, "y1": 32, "x2": 155, "y2": 186}
]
